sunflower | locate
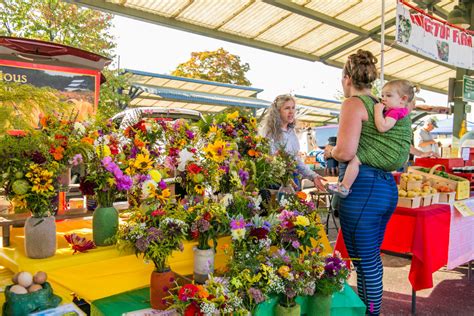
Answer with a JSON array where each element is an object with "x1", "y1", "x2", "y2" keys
[
  {"x1": 250, "y1": 117, "x2": 257, "y2": 127},
  {"x1": 203, "y1": 140, "x2": 229, "y2": 163},
  {"x1": 226, "y1": 111, "x2": 239, "y2": 120},
  {"x1": 194, "y1": 184, "x2": 205, "y2": 195},
  {"x1": 133, "y1": 153, "x2": 153, "y2": 171}
]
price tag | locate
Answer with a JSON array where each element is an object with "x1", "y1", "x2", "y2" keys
[{"x1": 453, "y1": 200, "x2": 474, "y2": 217}]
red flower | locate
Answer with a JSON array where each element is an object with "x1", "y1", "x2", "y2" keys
[
  {"x1": 184, "y1": 301, "x2": 203, "y2": 316},
  {"x1": 178, "y1": 284, "x2": 199, "y2": 302},
  {"x1": 187, "y1": 163, "x2": 202, "y2": 175},
  {"x1": 191, "y1": 229, "x2": 199, "y2": 240},
  {"x1": 203, "y1": 212, "x2": 211, "y2": 221},
  {"x1": 151, "y1": 209, "x2": 166, "y2": 217},
  {"x1": 64, "y1": 233, "x2": 96, "y2": 254},
  {"x1": 249, "y1": 227, "x2": 269, "y2": 240}
]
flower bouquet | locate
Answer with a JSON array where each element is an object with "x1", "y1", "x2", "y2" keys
[
  {"x1": 180, "y1": 198, "x2": 229, "y2": 283},
  {"x1": 116, "y1": 205, "x2": 188, "y2": 309},
  {"x1": 168, "y1": 276, "x2": 245, "y2": 315}
]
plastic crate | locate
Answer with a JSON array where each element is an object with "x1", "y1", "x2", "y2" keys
[{"x1": 414, "y1": 158, "x2": 464, "y2": 172}]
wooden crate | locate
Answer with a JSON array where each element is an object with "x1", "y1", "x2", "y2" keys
[
  {"x1": 438, "y1": 192, "x2": 456, "y2": 204},
  {"x1": 397, "y1": 196, "x2": 421, "y2": 208},
  {"x1": 408, "y1": 165, "x2": 470, "y2": 200}
]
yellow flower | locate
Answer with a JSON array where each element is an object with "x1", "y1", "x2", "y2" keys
[
  {"x1": 204, "y1": 140, "x2": 229, "y2": 163},
  {"x1": 250, "y1": 117, "x2": 257, "y2": 127},
  {"x1": 209, "y1": 125, "x2": 218, "y2": 134},
  {"x1": 297, "y1": 229, "x2": 306, "y2": 238},
  {"x1": 278, "y1": 265, "x2": 290, "y2": 278},
  {"x1": 107, "y1": 177, "x2": 116, "y2": 186},
  {"x1": 134, "y1": 153, "x2": 153, "y2": 171},
  {"x1": 96, "y1": 144, "x2": 111, "y2": 158},
  {"x1": 295, "y1": 215, "x2": 310, "y2": 227},
  {"x1": 149, "y1": 170, "x2": 162, "y2": 182},
  {"x1": 194, "y1": 184, "x2": 205, "y2": 195},
  {"x1": 227, "y1": 111, "x2": 239, "y2": 120}
]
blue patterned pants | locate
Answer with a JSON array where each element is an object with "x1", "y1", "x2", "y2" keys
[{"x1": 338, "y1": 164, "x2": 398, "y2": 315}]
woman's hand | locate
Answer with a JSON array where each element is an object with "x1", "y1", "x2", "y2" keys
[
  {"x1": 313, "y1": 174, "x2": 327, "y2": 191},
  {"x1": 324, "y1": 145, "x2": 334, "y2": 160}
]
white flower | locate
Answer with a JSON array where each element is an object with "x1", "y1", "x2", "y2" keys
[
  {"x1": 221, "y1": 193, "x2": 233, "y2": 207},
  {"x1": 73, "y1": 122, "x2": 86, "y2": 135},
  {"x1": 177, "y1": 149, "x2": 194, "y2": 172},
  {"x1": 141, "y1": 180, "x2": 157, "y2": 198}
]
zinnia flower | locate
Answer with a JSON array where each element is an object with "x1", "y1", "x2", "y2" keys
[{"x1": 178, "y1": 284, "x2": 199, "y2": 302}]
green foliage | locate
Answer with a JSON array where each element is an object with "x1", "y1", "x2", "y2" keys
[
  {"x1": 172, "y1": 48, "x2": 251, "y2": 86},
  {"x1": 0, "y1": 0, "x2": 116, "y2": 57},
  {"x1": 97, "y1": 69, "x2": 131, "y2": 119},
  {"x1": 0, "y1": 81, "x2": 72, "y2": 133}
]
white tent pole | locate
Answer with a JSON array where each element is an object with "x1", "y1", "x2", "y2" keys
[{"x1": 380, "y1": 0, "x2": 386, "y2": 93}]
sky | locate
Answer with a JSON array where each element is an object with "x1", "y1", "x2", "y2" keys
[{"x1": 110, "y1": 15, "x2": 448, "y2": 107}]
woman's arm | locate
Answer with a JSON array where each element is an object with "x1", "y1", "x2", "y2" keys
[
  {"x1": 374, "y1": 103, "x2": 396, "y2": 132},
  {"x1": 331, "y1": 97, "x2": 367, "y2": 162}
]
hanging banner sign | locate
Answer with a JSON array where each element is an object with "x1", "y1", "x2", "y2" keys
[{"x1": 396, "y1": 1, "x2": 474, "y2": 70}]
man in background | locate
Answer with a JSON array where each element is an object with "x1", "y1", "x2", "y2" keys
[{"x1": 415, "y1": 118, "x2": 440, "y2": 156}]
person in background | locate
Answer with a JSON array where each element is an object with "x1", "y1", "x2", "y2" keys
[
  {"x1": 415, "y1": 118, "x2": 440, "y2": 155},
  {"x1": 325, "y1": 136, "x2": 339, "y2": 176},
  {"x1": 324, "y1": 49, "x2": 411, "y2": 316},
  {"x1": 260, "y1": 94, "x2": 326, "y2": 191},
  {"x1": 327, "y1": 80, "x2": 417, "y2": 198}
]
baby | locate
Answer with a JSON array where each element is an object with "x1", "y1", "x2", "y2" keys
[{"x1": 327, "y1": 79, "x2": 418, "y2": 198}]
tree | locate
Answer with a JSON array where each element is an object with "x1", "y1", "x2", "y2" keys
[
  {"x1": 172, "y1": 48, "x2": 251, "y2": 86},
  {"x1": 0, "y1": 0, "x2": 116, "y2": 58}
]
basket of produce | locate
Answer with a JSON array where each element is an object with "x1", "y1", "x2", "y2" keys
[{"x1": 408, "y1": 165, "x2": 469, "y2": 200}]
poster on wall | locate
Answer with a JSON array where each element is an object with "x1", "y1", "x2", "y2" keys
[
  {"x1": 396, "y1": 1, "x2": 474, "y2": 70},
  {"x1": 0, "y1": 59, "x2": 100, "y2": 121}
]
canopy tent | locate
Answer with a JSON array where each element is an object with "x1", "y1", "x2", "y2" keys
[
  {"x1": 431, "y1": 118, "x2": 474, "y2": 135},
  {"x1": 73, "y1": 0, "x2": 457, "y2": 95}
]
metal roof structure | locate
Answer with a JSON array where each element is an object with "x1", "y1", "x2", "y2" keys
[
  {"x1": 125, "y1": 69, "x2": 271, "y2": 113},
  {"x1": 126, "y1": 69, "x2": 341, "y2": 125},
  {"x1": 73, "y1": 0, "x2": 458, "y2": 95}
]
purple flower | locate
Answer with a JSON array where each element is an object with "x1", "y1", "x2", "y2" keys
[
  {"x1": 291, "y1": 240, "x2": 301, "y2": 249},
  {"x1": 70, "y1": 154, "x2": 83, "y2": 166},
  {"x1": 158, "y1": 180, "x2": 167, "y2": 190},
  {"x1": 135, "y1": 237, "x2": 149, "y2": 252},
  {"x1": 196, "y1": 219, "x2": 210, "y2": 233},
  {"x1": 230, "y1": 218, "x2": 246, "y2": 230},
  {"x1": 147, "y1": 227, "x2": 164, "y2": 242},
  {"x1": 248, "y1": 287, "x2": 265, "y2": 304},
  {"x1": 31, "y1": 151, "x2": 47, "y2": 164},
  {"x1": 116, "y1": 175, "x2": 133, "y2": 191},
  {"x1": 185, "y1": 130, "x2": 195, "y2": 139}
]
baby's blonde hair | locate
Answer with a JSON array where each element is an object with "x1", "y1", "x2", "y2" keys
[{"x1": 384, "y1": 80, "x2": 420, "y2": 107}]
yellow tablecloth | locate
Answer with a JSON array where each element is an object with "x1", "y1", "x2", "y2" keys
[{"x1": 0, "y1": 217, "x2": 333, "y2": 303}]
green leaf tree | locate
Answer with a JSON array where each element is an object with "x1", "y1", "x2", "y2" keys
[
  {"x1": 172, "y1": 48, "x2": 251, "y2": 86},
  {"x1": 0, "y1": 0, "x2": 116, "y2": 58}
]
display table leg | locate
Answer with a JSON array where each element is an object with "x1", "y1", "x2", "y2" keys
[
  {"x1": 468, "y1": 261, "x2": 472, "y2": 281},
  {"x1": 411, "y1": 288, "x2": 416, "y2": 315}
]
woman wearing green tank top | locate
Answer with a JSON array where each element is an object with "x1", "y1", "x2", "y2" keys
[{"x1": 324, "y1": 50, "x2": 411, "y2": 315}]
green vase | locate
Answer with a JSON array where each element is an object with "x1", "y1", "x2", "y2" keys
[
  {"x1": 92, "y1": 206, "x2": 118, "y2": 246},
  {"x1": 307, "y1": 293, "x2": 332, "y2": 316},
  {"x1": 274, "y1": 302, "x2": 300, "y2": 316}
]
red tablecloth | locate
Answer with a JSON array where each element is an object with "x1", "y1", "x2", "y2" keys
[{"x1": 335, "y1": 204, "x2": 451, "y2": 291}]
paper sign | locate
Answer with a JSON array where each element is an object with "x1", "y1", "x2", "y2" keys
[{"x1": 453, "y1": 200, "x2": 474, "y2": 217}]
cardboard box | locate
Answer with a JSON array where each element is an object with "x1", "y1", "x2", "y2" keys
[{"x1": 397, "y1": 196, "x2": 421, "y2": 208}]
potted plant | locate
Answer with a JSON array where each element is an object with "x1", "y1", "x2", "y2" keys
[
  {"x1": 182, "y1": 198, "x2": 229, "y2": 284},
  {"x1": 307, "y1": 250, "x2": 351, "y2": 316},
  {"x1": 116, "y1": 198, "x2": 187, "y2": 310}
]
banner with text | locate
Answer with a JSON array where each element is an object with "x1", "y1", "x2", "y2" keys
[{"x1": 396, "y1": 1, "x2": 474, "y2": 70}]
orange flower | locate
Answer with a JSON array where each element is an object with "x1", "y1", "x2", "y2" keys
[
  {"x1": 51, "y1": 146, "x2": 65, "y2": 160},
  {"x1": 81, "y1": 137, "x2": 94, "y2": 145},
  {"x1": 196, "y1": 285, "x2": 209, "y2": 299},
  {"x1": 40, "y1": 115, "x2": 49, "y2": 127},
  {"x1": 134, "y1": 137, "x2": 145, "y2": 148},
  {"x1": 296, "y1": 191, "x2": 307, "y2": 201},
  {"x1": 248, "y1": 149, "x2": 258, "y2": 157}
]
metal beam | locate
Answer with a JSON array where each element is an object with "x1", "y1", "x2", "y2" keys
[
  {"x1": 68, "y1": 0, "x2": 320, "y2": 62},
  {"x1": 263, "y1": 0, "x2": 369, "y2": 36}
]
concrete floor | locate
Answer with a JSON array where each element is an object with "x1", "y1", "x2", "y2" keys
[{"x1": 324, "y1": 216, "x2": 474, "y2": 316}]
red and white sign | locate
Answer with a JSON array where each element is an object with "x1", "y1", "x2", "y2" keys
[{"x1": 396, "y1": 1, "x2": 474, "y2": 70}]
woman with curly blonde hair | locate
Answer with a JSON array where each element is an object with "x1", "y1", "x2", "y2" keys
[{"x1": 260, "y1": 93, "x2": 326, "y2": 191}]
